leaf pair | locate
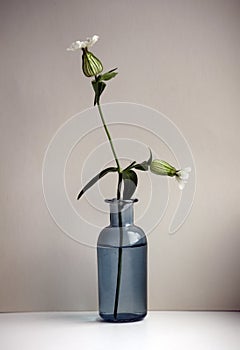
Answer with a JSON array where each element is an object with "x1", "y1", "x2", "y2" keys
[
  {"x1": 77, "y1": 166, "x2": 137, "y2": 201},
  {"x1": 92, "y1": 68, "x2": 118, "y2": 105},
  {"x1": 77, "y1": 148, "x2": 152, "y2": 200},
  {"x1": 119, "y1": 149, "x2": 152, "y2": 199}
]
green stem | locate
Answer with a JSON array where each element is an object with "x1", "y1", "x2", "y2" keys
[
  {"x1": 96, "y1": 101, "x2": 123, "y2": 320},
  {"x1": 114, "y1": 212, "x2": 123, "y2": 320},
  {"x1": 117, "y1": 172, "x2": 122, "y2": 200},
  {"x1": 97, "y1": 103, "x2": 121, "y2": 172}
]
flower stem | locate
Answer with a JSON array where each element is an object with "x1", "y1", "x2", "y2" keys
[
  {"x1": 117, "y1": 172, "x2": 122, "y2": 200},
  {"x1": 97, "y1": 103, "x2": 121, "y2": 172},
  {"x1": 113, "y1": 173, "x2": 123, "y2": 319},
  {"x1": 96, "y1": 102, "x2": 123, "y2": 320},
  {"x1": 114, "y1": 210, "x2": 123, "y2": 320}
]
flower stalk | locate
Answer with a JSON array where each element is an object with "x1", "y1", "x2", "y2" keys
[
  {"x1": 96, "y1": 102, "x2": 121, "y2": 173},
  {"x1": 96, "y1": 101, "x2": 123, "y2": 320}
]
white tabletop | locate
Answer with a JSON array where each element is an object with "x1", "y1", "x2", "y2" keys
[{"x1": 0, "y1": 311, "x2": 239, "y2": 350}]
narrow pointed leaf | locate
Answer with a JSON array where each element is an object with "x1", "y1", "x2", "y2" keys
[
  {"x1": 134, "y1": 161, "x2": 148, "y2": 171},
  {"x1": 147, "y1": 148, "x2": 152, "y2": 165},
  {"x1": 123, "y1": 161, "x2": 136, "y2": 172},
  {"x1": 101, "y1": 69, "x2": 118, "y2": 81},
  {"x1": 77, "y1": 167, "x2": 118, "y2": 200},
  {"x1": 108, "y1": 68, "x2": 118, "y2": 73},
  {"x1": 133, "y1": 148, "x2": 152, "y2": 171}
]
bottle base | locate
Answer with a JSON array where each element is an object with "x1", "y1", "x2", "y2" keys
[{"x1": 99, "y1": 312, "x2": 147, "y2": 323}]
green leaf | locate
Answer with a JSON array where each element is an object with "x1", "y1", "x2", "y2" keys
[
  {"x1": 123, "y1": 161, "x2": 136, "y2": 172},
  {"x1": 92, "y1": 80, "x2": 106, "y2": 105},
  {"x1": 100, "y1": 68, "x2": 118, "y2": 81},
  {"x1": 133, "y1": 148, "x2": 152, "y2": 171},
  {"x1": 122, "y1": 170, "x2": 138, "y2": 200},
  {"x1": 147, "y1": 148, "x2": 152, "y2": 165},
  {"x1": 134, "y1": 161, "x2": 148, "y2": 171},
  {"x1": 108, "y1": 68, "x2": 118, "y2": 73},
  {"x1": 77, "y1": 167, "x2": 118, "y2": 200}
]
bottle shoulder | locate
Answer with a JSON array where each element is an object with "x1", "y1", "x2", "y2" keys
[{"x1": 98, "y1": 224, "x2": 147, "y2": 247}]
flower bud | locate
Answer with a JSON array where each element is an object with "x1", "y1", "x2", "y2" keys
[
  {"x1": 150, "y1": 160, "x2": 177, "y2": 177},
  {"x1": 82, "y1": 49, "x2": 103, "y2": 77}
]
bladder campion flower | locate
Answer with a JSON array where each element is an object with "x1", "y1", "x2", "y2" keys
[
  {"x1": 67, "y1": 35, "x2": 103, "y2": 77},
  {"x1": 150, "y1": 160, "x2": 191, "y2": 190}
]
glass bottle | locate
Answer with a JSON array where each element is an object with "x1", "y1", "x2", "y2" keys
[{"x1": 97, "y1": 199, "x2": 147, "y2": 322}]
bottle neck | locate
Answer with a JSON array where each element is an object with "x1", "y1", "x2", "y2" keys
[{"x1": 108, "y1": 201, "x2": 135, "y2": 227}]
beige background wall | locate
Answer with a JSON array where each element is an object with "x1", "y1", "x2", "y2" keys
[{"x1": 1, "y1": 0, "x2": 240, "y2": 311}]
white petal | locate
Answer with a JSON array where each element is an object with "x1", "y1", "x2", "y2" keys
[
  {"x1": 67, "y1": 35, "x2": 99, "y2": 51},
  {"x1": 67, "y1": 40, "x2": 86, "y2": 51},
  {"x1": 176, "y1": 175, "x2": 187, "y2": 190},
  {"x1": 180, "y1": 171, "x2": 189, "y2": 181},
  {"x1": 178, "y1": 179, "x2": 185, "y2": 190},
  {"x1": 86, "y1": 35, "x2": 99, "y2": 48}
]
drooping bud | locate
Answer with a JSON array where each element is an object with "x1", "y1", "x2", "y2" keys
[
  {"x1": 150, "y1": 160, "x2": 177, "y2": 177},
  {"x1": 82, "y1": 49, "x2": 103, "y2": 77}
]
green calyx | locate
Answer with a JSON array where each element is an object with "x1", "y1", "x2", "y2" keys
[
  {"x1": 150, "y1": 159, "x2": 177, "y2": 177},
  {"x1": 82, "y1": 49, "x2": 103, "y2": 77}
]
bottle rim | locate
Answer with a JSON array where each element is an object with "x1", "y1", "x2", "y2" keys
[{"x1": 105, "y1": 198, "x2": 138, "y2": 204}]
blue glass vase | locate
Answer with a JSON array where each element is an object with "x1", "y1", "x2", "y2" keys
[{"x1": 97, "y1": 199, "x2": 147, "y2": 322}]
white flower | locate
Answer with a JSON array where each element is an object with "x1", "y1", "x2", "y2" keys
[
  {"x1": 67, "y1": 35, "x2": 99, "y2": 51},
  {"x1": 175, "y1": 167, "x2": 191, "y2": 190},
  {"x1": 150, "y1": 160, "x2": 191, "y2": 190}
]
